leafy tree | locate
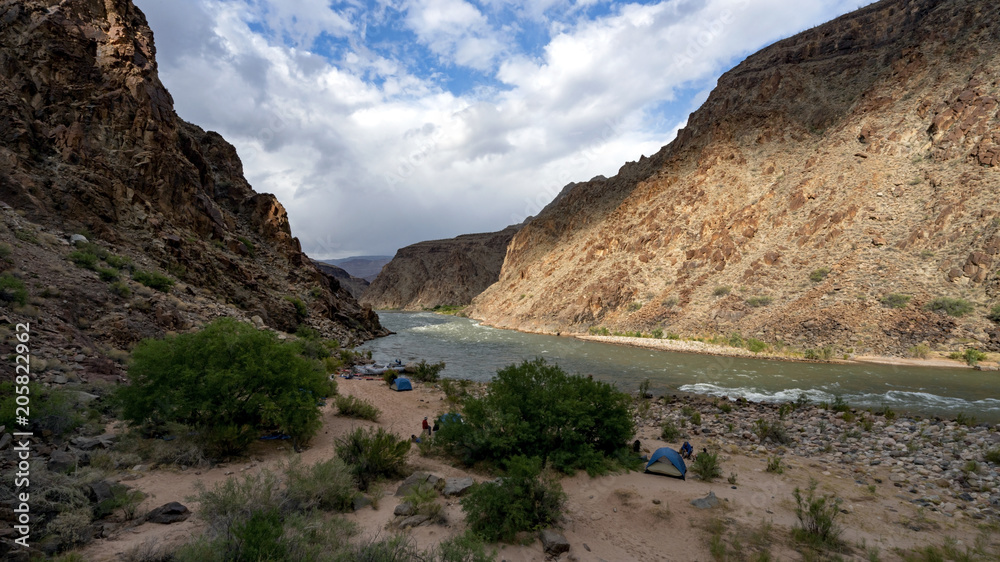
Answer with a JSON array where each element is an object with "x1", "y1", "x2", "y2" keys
[
  {"x1": 435, "y1": 358, "x2": 635, "y2": 474},
  {"x1": 115, "y1": 318, "x2": 333, "y2": 455}
]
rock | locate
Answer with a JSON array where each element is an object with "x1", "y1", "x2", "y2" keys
[
  {"x1": 88, "y1": 480, "x2": 116, "y2": 504},
  {"x1": 71, "y1": 434, "x2": 116, "y2": 450},
  {"x1": 395, "y1": 472, "x2": 441, "y2": 497},
  {"x1": 394, "y1": 502, "x2": 415, "y2": 516},
  {"x1": 540, "y1": 529, "x2": 570, "y2": 555},
  {"x1": 0, "y1": 433, "x2": 11, "y2": 451},
  {"x1": 47, "y1": 450, "x2": 76, "y2": 473},
  {"x1": 353, "y1": 495, "x2": 372, "y2": 511},
  {"x1": 69, "y1": 234, "x2": 88, "y2": 245},
  {"x1": 690, "y1": 491, "x2": 721, "y2": 509},
  {"x1": 145, "y1": 502, "x2": 191, "y2": 524},
  {"x1": 70, "y1": 391, "x2": 100, "y2": 404},
  {"x1": 442, "y1": 477, "x2": 475, "y2": 497},
  {"x1": 398, "y1": 514, "x2": 431, "y2": 529}
]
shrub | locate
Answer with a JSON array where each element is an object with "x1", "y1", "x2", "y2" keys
[
  {"x1": 713, "y1": 286, "x2": 731, "y2": 296},
  {"x1": 745, "y1": 338, "x2": 768, "y2": 353},
  {"x1": 0, "y1": 242, "x2": 11, "y2": 260},
  {"x1": 68, "y1": 250, "x2": 98, "y2": 270},
  {"x1": 334, "y1": 394, "x2": 380, "y2": 421},
  {"x1": 830, "y1": 395, "x2": 851, "y2": 413},
  {"x1": 956, "y1": 412, "x2": 978, "y2": 427},
  {"x1": 435, "y1": 359, "x2": 635, "y2": 475},
  {"x1": 651, "y1": 327, "x2": 664, "y2": 339},
  {"x1": 727, "y1": 333, "x2": 744, "y2": 348},
  {"x1": 105, "y1": 254, "x2": 133, "y2": 270},
  {"x1": 283, "y1": 457, "x2": 357, "y2": 513},
  {"x1": 961, "y1": 348, "x2": 988, "y2": 367},
  {"x1": 410, "y1": 359, "x2": 446, "y2": 382},
  {"x1": 461, "y1": 455, "x2": 565, "y2": 543},
  {"x1": 985, "y1": 448, "x2": 1000, "y2": 464},
  {"x1": 809, "y1": 268, "x2": 830, "y2": 282},
  {"x1": 925, "y1": 297, "x2": 973, "y2": 317},
  {"x1": 881, "y1": 293, "x2": 912, "y2": 309},
  {"x1": 132, "y1": 269, "x2": 174, "y2": 292},
  {"x1": 97, "y1": 267, "x2": 119, "y2": 282},
  {"x1": 752, "y1": 419, "x2": 790, "y2": 445},
  {"x1": 746, "y1": 296, "x2": 773, "y2": 308},
  {"x1": 115, "y1": 318, "x2": 332, "y2": 456},
  {"x1": 432, "y1": 531, "x2": 496, "y2": 562},
  {"x1": 766, "y1": 456, "x2": 784, "y2": 474},
  {"x1": 988, "y1": 304, "x2": 1000, "y2": 323},
  {"x1": 237, "y1": 236, "x2": 256, "y2": 258},
  {"x1": 0, "y1": 383, "x2": 83, "y2": 438},
  {"x1": 285, "y1": 295, "x2": 308, "y2": 320},
  {"x1": 907, "y1": 343, "x2": 930, "y2": 359},
  {"x1": 0, "y1": 272, "x2": 28, "y2": 306},
  {"x1": 661, "y1": 420, "x2": 681, "y2": 441},
  {"x1": 108, "y1": 281, "x2": 131, "y2": 298},
  {"x1": 691, "y1": 450, "x2": 722, "y2": 482},
  {"x1": 718, "y1": 402, "x2": 732, "y2": 414},
  {"x1": 403, "y1": 482, "x2": 443, "y2": 520},
  {"x1": 793, "y1": 479, "x2": 843, "y2": 547},
  {"x1": 382, "y1": 369, "x2": 399, "y2": 386},
  {"x1": 690, "y1": 410, "x2": 702, "y2": 426},
  {"x1": 334, "y1": 426, "x2": 409, "y2": 491}
]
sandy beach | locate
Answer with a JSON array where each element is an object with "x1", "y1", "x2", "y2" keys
[{"x1": 74, "y1": 374, "x2": 1000, "y2": 562}]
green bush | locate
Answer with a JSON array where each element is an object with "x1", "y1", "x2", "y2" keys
[
  {"x1": 651, "y1": 328, "x2": 664, "y2": 339},
  {"x1": 713, "y1": 286, "x2": 731, "y2": 297},
  {"x1": 881, "y1": 293, "x2": 912, "y2": 309},
  {"x1": 0, "y1": 242, "x2": 11, "y2": 261},
  {"x1": 434, "y1": 359, "x2": 635, "y2": 475},
  {"x1": 809, "y1": 268, "x2": 830, "y2": 282},
  {"x1": 691, "y1": 450, "x2": 722, "y2": 482},
  {"x1": 461, "y1": 455, "x2": 565, "y2": 543},
  {"x1": 988, "y1": 304, "x2": 1000, "y2": 323},
  {"x1": 97, "y1": 267, "x2": 119, "y2": 282},
  {"x1": 766, "y1": 456, "x2": 784, "y2": 474},
  {"x1": 109, "y1": 281, "x2": 131, "y2": 298},
  {"x1": 334, "y1": 426, "x2": 409, "y2": 491},
  {"x1": 410, "y1": 359, "x2": 446, "y2": 382},
  {"x1": 793, "y1": 479, "x2": 843, "y2": 547},
  {"x1": 432, "y1": 531, "x2": 497, "y2": 562},
  {"x1": 746, "y1": 296, "x2": 773, "y2": 308},
  {"x1": 0, "y1": 272, "x2": 28, "y2": 306},
  {"x1": 104, "y1": 254, "x2": 133, "y2": 270},
  {"x1": 0, "y1": 383, "x2": 83, "y2": 438},
  {"x1": 907, "y1": 343, "x2": 930, "y2": 359},
  {"x1": 961, "y1": 348, "x2": 988, "y2": 367},
  {"x1": 745, "y1": 338, "x2": 768, "y2": 353},
  {"x1": 661, "y1": 420, "x2": 680, "y2": 441},
  {"x1": 68, "y1": 250, "x2": 98, "y2": 270},
  {"x1": 985, "y1": 448, "x2": 1000, "y2": 465},
  {"x1": 285, "y1": 296, "x2": 308, "y2": 320},
  {"x1": 727, "y1": 333, "x2": 744, "y2": 348},
  {"x1": 752, "y1": 419, "x2": 790, "y2": 445},
  {"x1": 925, "y1": 297, "x2": 973, "y2": 317},
  {"x1": 334, "y1": 394, "x2": 380, "y2": 421},
  {"x1": 283, "y1": 457, "x2": 356, "y2": 513},
  {"x1": 115, "y1": 318, "x2": 332, "y2": 456},
  {"x1": 132, "y1": 269, "x2": 174, "y2": 292}
]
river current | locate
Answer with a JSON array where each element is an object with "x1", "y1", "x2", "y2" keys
[{"x1": 359, "y1": 312, "x2": 1000, "y2": 423}]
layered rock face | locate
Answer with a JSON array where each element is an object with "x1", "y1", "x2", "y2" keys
[
  {"x1": 0, "y1": 0, "x2": 384, "y2": 343},
  {"x1": 362, "y1": 225, "x2": 522, "y2": 310},
  {"x1": 471, "y1": 0, "x2": 1000, "y2": 354},
  {"x1": 313, "y1": 260, "x2": 370, "y2": 301}
]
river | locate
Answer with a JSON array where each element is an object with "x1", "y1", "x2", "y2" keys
[{"x1": 359, "y1": 312, "x2": 1000, "y2": 423}]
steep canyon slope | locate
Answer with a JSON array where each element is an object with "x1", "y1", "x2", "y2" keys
[
  {"x1": 0, "y1": 0, "x2": 385, "y2": 351},
  {"x1": 362, "y1": 224, "x2": 522, "y2": 310},
  {"x1": 470, "y1": 0, "x2": 1000, "y2": 355}
]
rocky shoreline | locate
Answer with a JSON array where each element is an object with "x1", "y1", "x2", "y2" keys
[{"x1": 641, "y1": 393, "x2": 1000, "y2": 524}]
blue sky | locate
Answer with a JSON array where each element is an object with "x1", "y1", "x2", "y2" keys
[{"x1": 134, "y1": 0, "x2": 874, "y2": 259}]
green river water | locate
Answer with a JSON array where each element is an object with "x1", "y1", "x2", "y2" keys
[{"x1": 359, "y1": 312, "x2": 1000, "y2": 423}]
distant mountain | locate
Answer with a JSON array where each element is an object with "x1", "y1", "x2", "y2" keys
[
  {"x1": 312, "y1": 260, "x2": 370, "y2": 301},
  {"x1": 327, "y1": 256, "x2": 393, "y2": 282},
  {"x1": 361, "y1": 225, "x2": 523, "y2": 311}
]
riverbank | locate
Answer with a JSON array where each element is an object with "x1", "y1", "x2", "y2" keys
[
  {"x1": 577, "y1": 333, "x2": 1000, "y2": 370},
  {"x1": 76, "y1": 376, "x2": 1000, "y2": 561}
]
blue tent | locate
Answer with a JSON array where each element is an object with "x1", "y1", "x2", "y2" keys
[
  {"x1": 438, "y1": 413, "x2": 463, "y2": 425},
  {"x1": 391, "y1": 376, "x2": 413, "y2": 391},
  {"x1": 645, "y1": 447, "x2": 686, "y2": 479}
]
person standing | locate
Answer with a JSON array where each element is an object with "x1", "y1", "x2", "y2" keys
[{"x1": 422, "y1": 416, "x2": 430, "y2": 437}]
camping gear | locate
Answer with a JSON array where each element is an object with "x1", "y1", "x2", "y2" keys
[
  {"x1": 390, "y1": 376, "x2": 413, "y2": 391},
  {"x1": 438, "y1": 413, "x2": 463, "y2": 425},
  {"x1": 645, "y1": 447, "x2": 687, "y2": 479}
]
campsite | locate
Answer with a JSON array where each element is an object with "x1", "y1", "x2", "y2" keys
[{"x1": 77, "y1": 371, "x2": 1000, "y2": 561}]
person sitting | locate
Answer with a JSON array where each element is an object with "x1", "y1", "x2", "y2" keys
[
  {"x1": 410, "y1": 434, "x2": 422, "y2": 444},
  {"x1": 680, "y1": 441, "x2": 693, "y2": 459},
  {"x1": 632, "y1": 439, "x2": 641, "y2": 453}
]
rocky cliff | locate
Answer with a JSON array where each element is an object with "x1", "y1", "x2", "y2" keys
[
  {"x1": 362, "y1": 224, "x2": 522, "y2": 310},
  {"x1": 471, "y1": 0, "x2": 1000, "y2": 355},
  {"x1": 0, "y1": 0, "x2": 385, "y2": 351},
  {"x1": 314, "y1": 260, "x2": 370, "y2": 301}
]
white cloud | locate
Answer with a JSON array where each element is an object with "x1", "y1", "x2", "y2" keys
[{"x1": 134, "y1": 0, "x2": 876, "y2": 258}]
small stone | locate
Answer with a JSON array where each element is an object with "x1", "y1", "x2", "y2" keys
[{"x1": 690, "y1": 491, "x2": 720, "y2": 510}]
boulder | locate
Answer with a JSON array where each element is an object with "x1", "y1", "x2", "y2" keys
[
  {"x1": 71, "y1": 434, "x2": 116, "y2": 450},
  {"x1": 690, "y1": 491, "x2": 721, "y2": 509},
  {"x1": 0, "y1": 432, "x2": 11, "y2": 451},
  {"x1": 395, "y1": 472, "x2": 441, "y2": 497},
  {"x1": 394, "y1": 502, "x2": 415, "y2": 517},
  {"x1": 540, "y1": 529, "x2": 570, "y2": 555},
  {"x1": 145, "y1": 502, "x2": 191, "y2": 524},
  {"x1": 442, "y1": 477, "x2": 475, "y2": 497},
  {"x1": 47, "y1": 450, "x2": 76, "y2": 473},
  {"x1": 88, "y1": 480, "x2": 116, "y2": 504},
  {"x1": 69, "y1": 234, "x2": 88, "y2": 245},
  {"x1": 352, "y1": 495, "x2": 372, "y2": 511},
  {"x1": 397, "y1": 514, "x2": 430, "y2": 529}
]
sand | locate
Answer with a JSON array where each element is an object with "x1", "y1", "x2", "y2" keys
[{"x1": 75, "y1": 377, "x2": 996, "y2": 562}]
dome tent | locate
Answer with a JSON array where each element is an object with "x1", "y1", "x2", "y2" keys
[
  {"x1": 645, "y1": 447, "x2": 686, "y2": 479},
  {"x1": 390, "y1": 376, "x2": 412, "y2": 391}
]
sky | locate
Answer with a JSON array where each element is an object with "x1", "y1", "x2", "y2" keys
[{"x1": 134, "y1": 0, "x2": 874, "y2": 259}]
